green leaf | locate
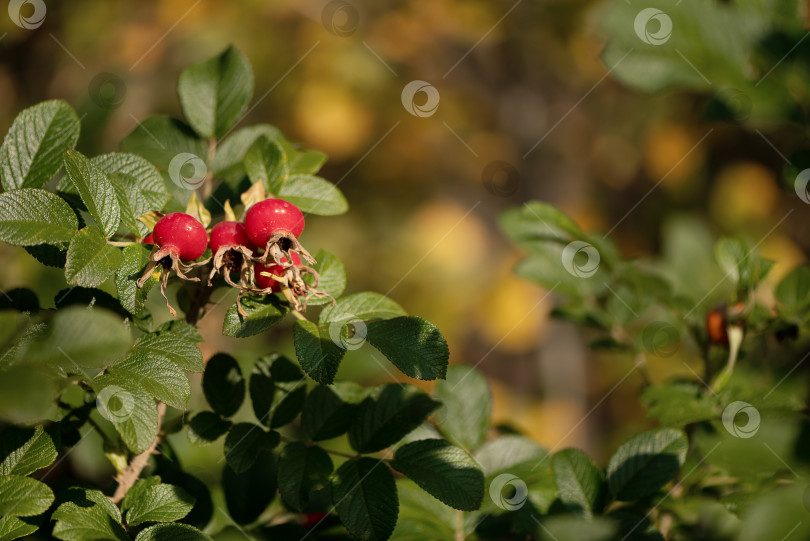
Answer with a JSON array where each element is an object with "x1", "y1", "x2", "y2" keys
[
  {"x1": 540, "y1": 515, "x2": 617, "y2": 541},
  {"x1": 0, "y1": 188, "x2": 78, "y2": 246},
  {"x1": 0, "y1": 425, "x2": 57, "y2": 476},
  {"x1": 433, "y1": 365, "x2": 491, "y2": 451},
  {"x1": 288, "y1": 149, "x2": 327, "y2": 175},
  {"x1": 203, "y1": 353, "x2": 245, "y2": 417},
  {"x1": 392, "y1": 479, "x2": 455, "y2": 541},
  {"x1": 108, "y1": 350, "x2": 190, "y2": 410},
  {"x1": 302, "y1": 383, "x2": 367, "y2": 441},
  {"x1": 475, "y1": 434, "x2": 550, "y2": 485},
  {"x1": 0, "y1": 515, "x2": 39, "y2": 541},
  {"x1": 365, "y1": 316, "x2": 449, "y2": 380},
  {"x1": 278, "y1": 442, "x2": 333, "y2": 511},
  {"x1": 222, "y1": 450, "x2": 277, "y2": 525},
  {"x1": 349, "y1": 384, "x2": 441, "y2": 453},
  {"x1": 187, "y1": 411, "x2": 231, "y2": 446},
  {"x1": 0, "y1": 475, "x2": 54, "y2": 516},
  {"x1": 320, "y1": 291, "x2": 407, "y2": 326},
  {"x1": 551, "y1": 448, "x2": 605, "y2": 517},
  {"x1": 178, "y1": 46, "x2": 254, "y2": 139},
  {"x1": 222, "y1": 293, "x2": 288, "y2": 337},
  {"x1": 715, "y1": 236, "x2": 751, "y2": 286},
  {"x1": 392, "y1": 439, "x2": 484, "y2": 511},
  {"x1": 0, "y1": 365, "x2": 58, "y2": 424},
  {"x1": 304, "y1": 249, "x2": 346, "y2": 305},
  {"x1": 249, "y1": 354, "x2": 306, "y2": 428},
  {"x1": 211, "y1": 124, "x2": 283, "y2": 184},
  {"x1": 92, "y1": 373, "x2": 158, "y2": 454},
  {"x1": 64, "y1": 150, "x2": 120, "y2": 237},
  {"x1": 642, "y1": 382, "x2": 720, "y2": 427},
  {"x1": 52, "y1": 501, "x2": 128, "y2": 541},
  {"x1": 244, "y1": 135, "x2": 288, "y2": 193},
  {"x1": 26, "y1": 305, "x2": 131, "y2": 369},
  {"x1": 64, "y1": 226, "x2": 124, "y2": 288},
  {"x1": 277, "y1": 174, "x2": 348, "y2": 215},
  {"x1": 0, "y1": 100, "x2": 80, "y2": 191},
  {"x1": 135, "y1": 523, "x2": 212, "y2": 541},
  {"x1": 223, "y1": 423, "x2": 279, "y2": 474},
  {"x1": 120, "y1": 116, "x2": 207, "y2": 171},
  {"x1": 332, "y1": 457, "x2": 398, "y2": 541},
  {"x1": 125, "y1": 483, "x2": 195, "y2": 527},
  {"x1": 606, "y1": 428, "x2": 688, "y2": 501},
  {"x1": 92, "y1": 153, "x2": 171, "y2": 236},
  {"x1": 501, "y1": 201, "x2": 584, "y2": 247},
  {"x1": 116, "y1": 243, "x2": 156, "y2": 314},
  {"x1": 133, "y1": 332, "x2": 204, "y2": 373},
  {"x1": 293, "y1": 320, "x2": 346, "y2": 384},
  {"x1": 155, "y1": 320, "x2": 203, "y2": 343},
  {"x1": 59, "y1": 486, "x2": 123, "y2": 524},
  {"x1": 776, "y1": 264, "x2": 810, "y2": 312},
  {"x1": 122, "y1": 477, "x2": 161, "y2": 518}
]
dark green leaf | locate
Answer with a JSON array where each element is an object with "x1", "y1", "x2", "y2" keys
[
  {"x1": 365, "y1": 316, "x2": 449, "y2": 381},
  {"x1": 211, "y1": 124, "x2": 283, "y2": 185},
  {"x1": 0, "y1": 189, "x2": 77, "y2": 246},
  {"x1": 108, "y1": 351, "x2": 190, "y2": 410},
  {"x1": 391, "y1": 479, "x2": 455, "y2": 541},
  {"x1": 278, "y1": 442, "x2": 333, "y2": 511},
  {"x1": 249, "y1": 354, "x2": 306, "y2": 428},
  {"x1": 0, "y1": 515, "x2": 39, "y2": 541},
  {"x1": 642, "y1": 382, "x2": 720, "y2": 427},
  {"x1": 277, "y1": 174, "x2": 348, "y2": 215},
  {"x1": 320, "y1": 291, "x2": 406, "y2": 327},
  {"x1": 224, "y1": 423, "x2": 279, "y2": 474},
  {"x1": 135, "y1": 523, "x2": 212, "y2": 541},
  {"x1": 65, "y1": 226, "x2": 124, "y2": 288},
  {"x1": 222, "y1": 293, "x2": 288, "y2": 337},
  {"x1": 551, "y1": 448, "x2": 605, "y2": 517},
  {"x1": 0, "y1": 475, "x2": 54, "y2": 516},
  {"x1": 540, "y1": 515, "x2": 616, "y2": 541},
  {"x1": 303, "y1": 249, "x2": 346, "y2": 305},
  {"x1": 606, "y1": 428, "x2": 688, "y2": 501},
  {"x1": 302, "y1": 383, "x2": 367, "y2": 441},
  {"x1": 120, "y1": 116, "x2": 207, "y2": 171},
  {"x1": 133, "y1": 332, "x2": 203, "y2": 373},
  {"x1": 433, "y1": 365, "x2": 491, "y2": 451},
  {"x1": 293, "y1": 320, "x2": 345, "y2": 384},
  {"x1": 0, "y1": 100, "x2": 80, "y2": 191},
  {"x1": 244, "y1": 136, "x2": 288, "y2": 193},
  {"x1": 222, "y1": 450, "x2": 277, "y2": 525},
  {"x1": 203, "y1": 353, "x2": 245, "y2": 417},
  {"x1": 64, "y1": 150, "x2": 120, "y2": 238},
  {"x1": 0, "y1": 425, "x2": 57, "y2": 476},
  {"x1": 122, "y1": 477, "x2": 161, "y2": 518},
  {"x1": 155, "y1": 320, "x2": 202, "y2": 343},
  {"x1": 125, "y1": 484, "x2": 195, "y2": 527},
  {"x1": 188, "y1": 411, "x2": 231, "y2": 446},
  {"x1": 332, "y1": 457, "x2": 398, "y2": 541},
  {"x1": 52, "y1": 501, "x2": 128, "y2": 541},
  {"x1": 776, "y1": 265, "x2": 810, "y2": 312}
]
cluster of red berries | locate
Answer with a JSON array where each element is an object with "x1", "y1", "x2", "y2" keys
[{"x1": 137, "y1": 198, "x2": 329, "y2": 316}]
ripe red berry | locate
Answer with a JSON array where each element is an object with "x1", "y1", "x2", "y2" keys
[
  {"x1": 209, "y1": 221, "x2": 255, "y2": 254},
  {"x1": 244, "y1": 198, "x2": 305, "y2": 248},
  {"x1": 141, "y1": 233, "x2": 154, "y2": 245},
  {"x1": 255, "y1": 252, "x2": 302, "y2": 292},
  {"x1": 152, "y1": 212, "x2": 208, "y2": 262},
  {"x1": 706, "y1": 308, "x2": 728, "y2": 346}
]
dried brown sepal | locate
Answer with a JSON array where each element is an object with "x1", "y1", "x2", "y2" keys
[
  {"x1": 255, "y1": 232, "x2": 317, "y2": 266},
  {"x1": 207, "y1": 244, "x2": 255, "y2": 288},
  {"x1": 136, "y1": 246, "x2": 206, "y2": 317},
  {"x1": 255, "y1": 264, "x2": 334, "y2": 312}
]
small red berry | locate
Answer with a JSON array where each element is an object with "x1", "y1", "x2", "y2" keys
[
  {"x1": 141, "y1": 233, "x2": 154, "y2": 245},
  {"x1": 255, "y1": 252, "x2": 302, "y2": 292},
  {"x1": 152, "y1": 212, "x2": 208, "y2": 262},
  {"x1": 209, "y1": 221, "x2": 255, "y2": 254},
  {"x1": 244, "y1": 198, "x2": 305, "y2": 248},
  {"x1": 706, "y1": 307, "x2": 728, "y2": 346},
  {"x1": 302, "y1": 512, "x2": 329, "y2": 529}
]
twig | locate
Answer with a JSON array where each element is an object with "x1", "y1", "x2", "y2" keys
[
  {"x1": 109, "y1": 401, "x2": 167, "y2": 504},
  {"x1": 454, "y1": 509, "x2": 465, "y2": 541}
]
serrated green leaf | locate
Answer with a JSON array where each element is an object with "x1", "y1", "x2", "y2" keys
[
  {"x1": 0, "y1": 475, "x2": 54, "y2": 516},
  {"x1": 332, "y1": 457, "x2": 398, "y2": 541},
  {"x1": 64, "y1": 226, "x2": 123, "y2": 288},
  {"x1": 92, "y1": 153, "x2": 171, "y2": 236},
  {"x1": 642, "y1": 382, "x2": 720, "y2": 427},
  {"x1": 0, "y1": 189, "x2": 77, "y2": 246},
  {"x1": 134, "y1": 333, "x2": 204, "y2": 373},
  {"x1": 91, "y1": 373, "x2": 158, "y2": 454},
  {"x1": 126, "y1": 483, "x2": 195, "y2": 527},
  {"x1": 392, "y1": 439, "x2": 484, "y2": 511},
  {"x1": 135, "y1": 523, "x2": 212, "y2": 541},
  {"x1": 122, "y1": 477, "x2": 161, "y2": 518},
  {"x1": 349, "y1": 384, "x2": 441, "y2": 453},
  {"x1": 187, "y1": 411, "x2": 231, "y2": 446},
  {"x1": 222, "y1": 450, "x2": 277, "y2": 525},
  {"x1": 120, "y1": 116, "x2": 207, "y2": 171},
  {"x1": 64, "y1": 151, "x2": 120, "y2": 237},
  {"x1": 366, "y1": 316, "x2": 449, "y2": 381},
  {"x1": 57, "y1": 487, "x2": 122, "y2": 522},
  {"x1": 277, "y1": 174, "x2": 348, "y2": 215},
  {"x1": 302, "y1": 383, "x2": 367, "y2": 441},
  {"x1": 224, "y1": 423, "x2": 279, "y2": 474},
  {"x1": 293, "y1": 319, "x2": 346, "y2": 384},
  {"x1": 434, "y1": 365, "x2": 491, "y2": 451},
  {"x1": 249, "y1": 354, "x2": 306, "y2": 428},
  {"x1": 108, "y1": 350, "x2": 190, "y2": 410},
  {"x1": 551, "y1": 448, "x2": 605, "y2": 517},
  {"x1": 115, "y1": 243, "x2": 156, "y2": 315},
  {"x1": 776, "y1": 264, "x2": 810, "y2": 312},
  {"x1": 222, "y1": 293, "x2": 288, "y2": 337},
  {"x1": 0, "y1": 425, "x2": 57, "y2": 477},
  {"x1": 0, "y1": 100, "x2": 80, "y2": 191},
  {"x1": 303, "y1": 249, "x2": 346, "y2": 306},
  {"x1": 606, "y1": 428, "x2": 688, "y2": 501},
  {"x1": 320, "y1": 292, "x2": 407, "y2": 327},
  {"x1": 248, "y1": 355, "x2": 275, "y2": 425},
  {"x1": 244, "y1": 135, "x2": 288, "y2": 194},
  {"x1": 278, "y1": 442, "x2": 333, "y2": 511},
  {"x1": 203, "y1": 353, "x2": 245, "y2": 417},
  {"x1": 52, "y1": 501, "x2": 128, "y2": 541},
  {"x1": 0, "y1": 515, "x2": 39, "y2": 541},
  {"x1": 155, "y1": 320, "x2": 202, "y2": 343},
  {"x1": 178, "y1": 46, "x2": 254, "y2": 139},
  {"x1": 24, "y1": 244, "x2": 67, "y2": 267}
]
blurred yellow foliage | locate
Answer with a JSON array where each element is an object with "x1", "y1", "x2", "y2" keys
[
  {"x1": 644, "y1": 124, "x2": 702, "y2": 188},
  {"x1": 294, "y1": 84, "x2": 373, "y2": 158},
  {"x1": 709, "y1": 162, "x2": 779, "y2": 229}
]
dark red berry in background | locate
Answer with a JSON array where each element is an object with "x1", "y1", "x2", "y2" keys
[
  {"x1": 141, "y1": 233, "x2": 154, "y2": 245},
  {"x1": 255, "y1": 252, "x2": 302, "y2": 291},
  {"x1": 244, "y1": 198, "x2": 305, "y2": 247},
  {"x1": 153, "y1": 212, "x2": 208, "y2": 262},
  {"x1": 706, "y1": 307, "x2": 728, "y2": 346},
  {"x1": 209, "y1": 221, "x2": 255, "y2": 254},
  {"x1": 302, "y1": 512, "x2": 329, "y2": 529}
]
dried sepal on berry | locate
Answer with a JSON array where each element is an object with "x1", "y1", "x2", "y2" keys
[
  {"x1": 238, "y1": 254, "x2": 332, "y2": 315},
  {"x1": 207, "y1": 219, "x2": 256, "y2": 288}
]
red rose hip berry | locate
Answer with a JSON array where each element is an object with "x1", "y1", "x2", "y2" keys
[
  {"x1": 209, "y1": 221, "x2": 255, "y2": 254},
  {"x1": 153, "y1": 212, "x2": 208, "y2": 262},
  {"x1": 255, "y1": 252, "x2": 302, "y2": 292},
  {"x1": 208, "y1": 221, "x2": 256, "y2": 288},
  {"x1": 245, "y1": 198, "x2": 305, "y2": 246}
]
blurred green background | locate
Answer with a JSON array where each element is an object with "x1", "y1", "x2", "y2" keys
[{"x1": 1, "y1": 0, "x2": 808, "y2": 529}]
